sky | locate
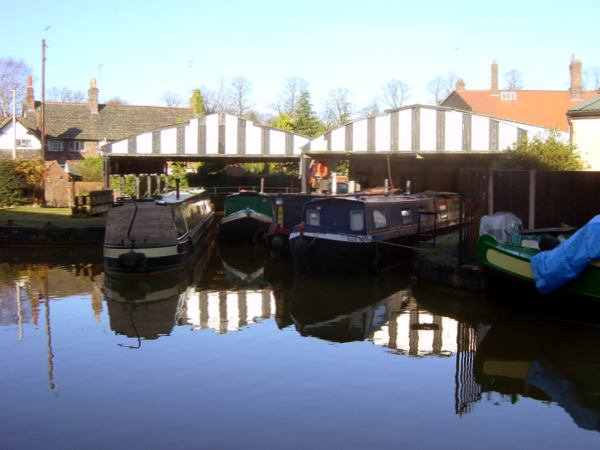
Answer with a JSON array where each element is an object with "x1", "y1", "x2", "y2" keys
[{"x1": 4, "y1": 0, "x2": 600, "y2": 117}]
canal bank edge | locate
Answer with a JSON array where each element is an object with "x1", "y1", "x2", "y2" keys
[
  {"x1": 412, "y1": 251, "x2": 485, "y2": 292},
  {"x1": 0, "y1": 226, "x2": 105, "y2": 246}
]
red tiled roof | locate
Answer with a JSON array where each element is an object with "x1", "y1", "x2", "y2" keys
[{"x1": 443, "y1": 90, "x2": 598, "y2": 131}]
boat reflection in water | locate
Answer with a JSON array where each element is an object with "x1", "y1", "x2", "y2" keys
[
  {"x1": 181, "y1": 241, "x2": 275, "y2": 334},
  {"x1": 103, "y1": 241, "x2": 214, "y2": 344},
  {"x1": 474, "y1": 315, "x2": 600, "y2": 431}
]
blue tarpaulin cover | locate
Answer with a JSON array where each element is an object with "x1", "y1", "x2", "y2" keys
[{"x1": 531, "y1": 215, "x2": 600, "y2": 293}]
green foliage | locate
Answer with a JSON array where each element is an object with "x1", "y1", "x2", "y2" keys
[
  {"x1": 0, "y1": 158, "x2": 27, "y2": 206},
  {"x1": 191, "y1": 89, "x2": 205, "y2": 117},
  {"x1": 269, "y1": 113, "x2": 294, "y2": 131},
  {"x1": 80, "y1": 157, "x2": 105, "y2": 182},
  {"x1": 14, "y1": 158, "x2": 44, "y2": 202},
  {"x1": 293, "y1": 90, "x2": 325, "y2": 137},
  {"x1": 168, "y1": 162, "x2": 190, "y2": 190},
  {"x1": 494, "y1": 131, "x2": 586, "y2": 171}
]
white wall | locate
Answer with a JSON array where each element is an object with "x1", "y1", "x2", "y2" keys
[
  {"x1": 0, "y1": 122, "x2": 41, "y2": 151},
  {"x1": 572, "y1": 117, "x2": 600, "y2": 170}
]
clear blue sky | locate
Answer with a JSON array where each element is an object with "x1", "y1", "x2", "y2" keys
[{"x1": 4, "y1": 0, "x2": 600, "y2": 115}]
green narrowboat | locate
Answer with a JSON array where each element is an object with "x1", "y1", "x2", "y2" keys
[{"x1": 218, "y1": 191, "x2": 273, "y2": 241}]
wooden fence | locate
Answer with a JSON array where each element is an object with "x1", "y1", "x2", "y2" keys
[{"x1": 459, "y1": 169, "x2": 600, "y2": 262}]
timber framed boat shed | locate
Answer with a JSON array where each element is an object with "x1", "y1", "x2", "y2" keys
[{"x1": 101, "y1": 106, "x2": 563, "y2": 193}]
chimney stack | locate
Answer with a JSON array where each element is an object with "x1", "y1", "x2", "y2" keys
[
  {"x1": 491, "y1": 60, "x2": 498, "y2": 94},
  {"x1": 24, "y1": 75, "x2": 35, "y2": 114},
  {"x1": 455, "y1": 79, "x2": 465, "y2": 91},
  {"x1": 88, "y1": 77, "x2": 99, "y2": 114},
  {"x1": 569, "y1": 55, "x2": 582, "y2": 99}
]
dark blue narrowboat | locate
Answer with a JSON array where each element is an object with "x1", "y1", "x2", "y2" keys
[
  {"x1": 265, "y1": 193, "x2": 325, "y2": 258},
  {"x1": 103, "y1": 189, "x2": 215, "y2": 277},
  {"x1": 289, "y1": 192, "x2": 459, "y2": 275},
  {"x1": 218, "y1": 191, "x2": 273, "y2": 241}
]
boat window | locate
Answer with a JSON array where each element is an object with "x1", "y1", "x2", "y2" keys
[
  {"x1": 173, "y1": 208, "x2": 188, "y2": 237},
  {"x1": 373, "y1": 210, "x2": 387, "y2": 228},
  {"x1": 350, "y1": 210, "x2": 364, "y2": 231},
  {"x1": 401, "y1": 208, "x2": 413, "y2": 225},
  {"x1": 307, "y1": 210, "x2": 320, "y2": 226}
]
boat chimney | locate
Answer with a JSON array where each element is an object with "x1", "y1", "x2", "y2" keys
[
  {"x1": 260, "y1": 177, "x2": 265, "y2": 193},
  {"x1": 405, "y1": 179, "x2": 411, "y2": 195},
  {"x1": 331, "y1": 172, "x2": 337, "y2": 195},
  {"x1": 384, "y1": 179, "x2": 389, "y2": 195},
  {"x1": 175, "y1": 178, "x2": 180, "y2": 199}
]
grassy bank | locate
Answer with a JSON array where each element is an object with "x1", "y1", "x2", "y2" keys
[{"x1": 0, "y1": 206, "x2": 106, "y2": 228}]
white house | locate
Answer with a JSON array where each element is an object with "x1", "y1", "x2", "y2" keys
[
  {"x1": 567, "y1": 95, "x2": 600, "y2": 170},
  {"x1": 0, "y1": 117, "x2": 41, "y2": 159}
]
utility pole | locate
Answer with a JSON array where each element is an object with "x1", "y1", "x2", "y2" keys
[
  {"x1": 41, "y1": 38, "x2": 46, "y2": 160},
  {"x1": 12, "y1": 89, "x2": 16, "y2": 159}
]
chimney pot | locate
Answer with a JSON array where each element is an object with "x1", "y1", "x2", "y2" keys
[
  {"x1": 569, "y1": 55, "x2": 582, "y2": 99},
  {"x1": 491, "y1": 60, "x2": 499, "y2": 94},
  {"x1": 455, "y1": 79, "x2": 465, "y2": 91},
  {"x1": 88, "y1": 77, "x2": 99, "y2": 114},
  {"x1": 24, "y1": 75, "x2": 35, "y2": 114}
]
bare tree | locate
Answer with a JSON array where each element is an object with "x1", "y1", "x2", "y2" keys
[
  {"x1": 203, "y1": 76, "x2": 230, "y2": 114},
  {"x1": 584, "y1": 67, "x2": 600, "y2": 91},
  {"x1": 504, "y1": 69, "x2": 524, "y2": 90},
  {"x1": 105, "y1": 97, "x2": 128, "y2": 105},
  {"x1": 356, "y1": 96, "x2": 381, "y2": 119},
  {"x1": 229, "y1": 76, "x2": 253, "y2": 116},
  {"x1": 0, "y1": 57, "x2": 32, "y2": 117},
  {"x1": 273, "y1": 77, "x2": 309, "y2": 116},
  {"x1": 426, "y1": 72, "x2": 458, "y2": 105},
  {"x1": 46, "y1": 87, "x2": 85, "y2": 102},
  {"x1": 322, "y1": 88, "x2": 353, "y2": 128},
  {"x1": 162, "y1": 90, "x2": 182, "y2": 107},
  {"x1": 381, "y1": 79, "x2": 410, "y2": 109}
]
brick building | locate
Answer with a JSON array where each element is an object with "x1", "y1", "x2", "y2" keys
[
  {"x1": 441, "y1": 56, "x2": 598, "y2": 132},
  {"x1": 20, "y1": 77, "x2": 194, "y2": 165}
]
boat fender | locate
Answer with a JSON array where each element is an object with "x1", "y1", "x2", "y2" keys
[{"x1": 118, "y1": 251, "x2": 146, "y2": 267}]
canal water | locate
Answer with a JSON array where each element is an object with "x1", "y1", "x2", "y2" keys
[{"x1": 1, "y1": 243, "x2": 599, "y2": 449}]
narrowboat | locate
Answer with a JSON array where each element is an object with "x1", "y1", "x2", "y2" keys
[
  {"x1": 103, "y1": 189, "x2": 215, "y2": 277},
  {"x1": 218, "y1": 191, "x2": 273, "y2": 241},
  {"x1": 289, "y1": 192, "x2": 459, "y2": 275},
  {"x1": 265, "y1": 193, "x2": 324, "y2": 258},
  {"x1": 477, "y1": 214, "x2": 600, "y2": 300}
]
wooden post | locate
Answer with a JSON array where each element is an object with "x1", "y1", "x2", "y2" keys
[
  {"x1": 487, "y1": 169, "x2": 494, "y2": 215},
  {"x1": 260, "y1": 177, "x2": 265, "y2": 193},
  {"x1": 135, "y1": 175, "x2": 140, "y2": 199},
  {"x1": 300, "y1": 156, "x2": 310, "y2": 194},
  {"x1": 146, "y1": 174, "x2": 152, "y2": 198},
  {"x1": 528, "y1": 170, "x2": 536, "y2": 229},
  {"x1": 119, "y1": 175, "x2": 125, "y2": 197}
]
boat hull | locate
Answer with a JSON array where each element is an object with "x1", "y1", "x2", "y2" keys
[
  {"x1": 104, "y1": 217, "x2": 215, "y2": 278},
  {"x1": 289, "y1": 231, "x2": 411, "y2": 276},
  {"x1": 218, "y1": 210, "x2": 271, "y2": 241},
  {"x1": 477, "y1": 234, "x2": 600, "y2": 300}
]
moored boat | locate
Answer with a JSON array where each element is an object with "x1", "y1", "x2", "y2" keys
[
  {"x1": 103, "y1": 189, "x2": 215, "y2": 277},
  {"x1": 477, "y1": 228, "x2": 600, "y2": 300},
  {"x1": 265, "y1": 193, "x2": 324, "y2": 258},
  {"x1": 289, "y1": 192, "x2": 459, "y2": 275},
  {"x1": 218, "y1": 191, "x2": 273, "y2": 241}
]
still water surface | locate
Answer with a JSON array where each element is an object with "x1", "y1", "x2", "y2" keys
[{"x1": 1, "y1": 243, "x2": 599, "y2": 449}]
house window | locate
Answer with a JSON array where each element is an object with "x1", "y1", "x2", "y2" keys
[
  {"x1": 16, "y1": 139, "x2": 31, "y2": 147},
  {"x1": 373, "y1": 210, "x2": 387, "y2": 228},
  {"x1": 70, "y1": 141, "x2": 83, "y2": 152},
  {"x1": 500, "y1": 92, "x2": 517, "y2": 101},
  {"x1": 307, "y1": 210, "x2": 320, "y2": 226},
  {"x1": 349, "y1": 210, "x2": 364, "y2": 231},
  {"x1": 48, "y1": 140, "x2": 63, "y2": 152}
]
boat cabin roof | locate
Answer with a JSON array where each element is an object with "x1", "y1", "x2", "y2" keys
[
  {"x1": 153, "y1": 189, "x2": 208, "y2": 205},
  {"x1": 304, "y1": 193, "x2": 440, "y2": 207}
]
